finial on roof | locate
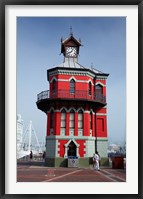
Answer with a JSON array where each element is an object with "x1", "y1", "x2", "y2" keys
[
  {"x1": 61, "y1": 37, "x2": 63, "y2": 43},
  {"x1": 91, "y1": 62, "x2": 93, "y2": 69},
  {"x1": 70, "y1": 26, "x2": 73, "y2": 36}
]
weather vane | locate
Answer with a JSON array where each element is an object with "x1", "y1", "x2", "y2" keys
[{"x1": 70, "y1": 26, "x2": 73, "y2": 36}]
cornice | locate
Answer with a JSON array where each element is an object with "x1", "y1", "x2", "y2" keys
[
  {"x1": 48, "y1": 69, "x2": 95, "y2": 79},
  {"x1": 46, "y1": 135, "x2": 108, "y2": 141}
]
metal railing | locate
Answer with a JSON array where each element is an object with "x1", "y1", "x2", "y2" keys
[
  {"x1": 17, "y1": 154, "x2": 43, "y2": 162},
  {"x1": 37, "y1": 90, "x2": 106, "y2": 104}
]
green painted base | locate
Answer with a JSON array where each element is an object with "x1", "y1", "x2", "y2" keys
[
  {"x1": 45, "y1": 157, "x2": 67, "y2": 167},
  {"x1": 45, "y1": 157, "x2": 109, "y2": 167},
  {"x1": 100, "y1": 157, "x2": 109, "y2": 166}
]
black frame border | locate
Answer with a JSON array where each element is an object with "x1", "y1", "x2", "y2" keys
[{"x1": 0, "y1": 0, "x2": 142, "y2": 198}]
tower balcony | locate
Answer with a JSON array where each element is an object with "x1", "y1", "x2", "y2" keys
[{"x1": 37, "y1": 89, "x2": 106, "y2": 104}]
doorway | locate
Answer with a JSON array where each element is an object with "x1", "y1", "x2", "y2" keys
[{"x1": 68, "y1": 141, "x2": 76, "y2": 157}]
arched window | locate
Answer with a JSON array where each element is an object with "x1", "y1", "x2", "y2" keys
[
  {"x1": 90, "y1": 111, "x2": 92, "y2": 130},
  {"x1": 70, "y1": 79, "x2": 75, "y2": 94},
  {"x1": 61, "y1": 109, "x2": 66, "y2": 128},
  {"x1": 89, "y1": 82, "x2": 92, "y2": 95},
  {"x1": 78, "y1": 109, "x2": 83, "y2": 129},
  {"x1": 96, "y1": 84, "x2": 103, "y2": 95},
  {"x1": 50, "y1": 110, "x2": 54, "y2": 129},
  {"x1": 52, "y1": 79, "x2": 56, "y2": 93},
  {"x1": 70, "y1": 109, "x2": 75, "y2": 128}
]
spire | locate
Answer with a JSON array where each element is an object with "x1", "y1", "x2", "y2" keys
[
  {"x1": 61, "y1": 37, "x2": 63, "y2": 42},
  {"x1": 70, "y1": 26, "x2": 73, "y2": 36}
]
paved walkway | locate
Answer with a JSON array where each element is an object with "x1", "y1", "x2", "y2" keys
[{"x1": 17, "y1": 164, "x2": 126, "y2": 182}]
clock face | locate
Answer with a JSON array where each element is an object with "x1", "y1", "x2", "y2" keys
[{"x1": 66, "y1": 47, "x2": 77, "y2": 57}]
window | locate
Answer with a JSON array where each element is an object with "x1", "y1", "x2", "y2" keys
[
  {"x1": 50, "y1": 110, "x2": 54, "y2": 128},
  {"x1": 89, "y1": 82, "x2": 92, "y2": 95},
  {"x1": 70, "y1": 109, "x2": 75, "y2": 128},
  {"x1": 90, "y1": 111, "x2": 92, "y2": 129},
  {"x1": 96, "y1": 84, "x2": 103, "y2": 95},
  {"x1": 61, "y1": 109, "x2": 66, "y2": 128},
  {"x1": 52, "y1": 79, "x2": 56, "y2": 93},
  {"x1": 78, "y1": 110, "x2": 83, "y2": 129},
  {"x1": 70, "y1": 79, "x2": 75, "y2": 94}
]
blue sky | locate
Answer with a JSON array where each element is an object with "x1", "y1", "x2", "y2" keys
[{"x1": 17, "y1": 17, "x2": 126, "y2": 145}]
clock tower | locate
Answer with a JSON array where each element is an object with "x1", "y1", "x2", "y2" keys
[
  {"x1": 36, "y1": 32, "x2": 109, "y2": 167},
  {"x1": 61, "y1": 31, "x2": 81, "y2": 63}
]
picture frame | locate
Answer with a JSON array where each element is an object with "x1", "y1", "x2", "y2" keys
[{"x1": 0, "y1": 0, "x2": 142, "y2": 198}]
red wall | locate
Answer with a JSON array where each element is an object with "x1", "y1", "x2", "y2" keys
[
  {"x1": 47, "y1": 109, "x2": 108, "y2": 138},
  {"x1": 49, "y1": 74, "x2": 95, "y2": 92},
  {"x1": 96, "y1": 116, "x2": 107, "y2": 137},
  {"x1": 58, "y1": 140, "x2": 67, "y2": 157},
  {"x1": 47, "y1": 71, "x2": 108, "y2": 139},
  {"x1": 76, "y1": 140, "x2": 86, "y2": 157},
  {"x1": 58, "y1": 140, "x2": 86, "y2": 157}
]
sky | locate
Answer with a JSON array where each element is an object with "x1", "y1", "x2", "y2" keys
[{"x1": 17, "y1": 17, "x2": 126, "y2": 145}]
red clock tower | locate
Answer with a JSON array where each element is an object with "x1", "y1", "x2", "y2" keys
[{"x1": 36, "y1": 32, "x2": 109, "y2": 167}]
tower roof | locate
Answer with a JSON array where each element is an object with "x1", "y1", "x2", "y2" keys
[
  {"x1": 57, "y1": 59, "x2": 84, "y2": 69},
  {"x1": 49, "y1": 33, "x2": 109, "y2": 77},
  {"x1": 49, "y1": 63, "x2": 109, "y2": 77},
  {"x1": 61, "y1": 35, "x2": 82, "y2": 46},
  {"x1": 61, "y1": 35, "x2": 82, "y2": 54}
]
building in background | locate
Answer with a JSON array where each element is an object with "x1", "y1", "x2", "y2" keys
[{"x1": 36, "y1": 32, "x2": 109, "y2": 167}]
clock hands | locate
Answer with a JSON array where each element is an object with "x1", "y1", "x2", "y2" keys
[
  {"x1": 66, "y1": 47, "x2": 77, "y2": 57},
  {"x1": 67, "y1": 49, "x2": 73, "y2": 54}
]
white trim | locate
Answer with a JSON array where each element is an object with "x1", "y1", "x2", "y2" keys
[
  {"x1": 69, "y1": 76, "x2": 77, "y2": 82},
  {"x1": 95, "y1": 81, "x2": 105, "y2": 87},
  {"x1": 96, "y1": 76, "x2": 108, "y2": 80},
  {"x1": 56, "y1": 140, "x2": 60, "y2": 157},
  {"x1": 90, "y1": 109, "x2": 95, "y2": 114},
  {"x1": 47, "y1": 108, "x2": 60, "y2": 113},
  {"x1": 87, "y1": 79, "x2": 94, "y2": 86},
  {"x1": 64, "y1": 139, "x2": 80, "y2": 158},
  {"x1": 69, "y1": 128, "x2": 74, "y2": 136},
  {"x1": 84, "y1": 110, "x2": 90, "y2": 113},
  {"x1": 50, "y1": 76, "x2": 57, "y2": 83},
  {"x1": 49, "y1": 69, "x2": 95, "y2": 79},
  {"x1": 64, "y1": 139, "x2": 80, "y2": 147},
  {"x1": 96, "y1": 113, "x2": 107, "y2": 116},
  {"x1": 60, "y1": 107, "x2": 68, "y2": 112},
  {"x1": 46, "y1": 135, "x2": 108, "y2": 141},
  {"x1": 69, "y1": 107, "x2": 76, "y2": 112},
  {"x1": 48, "y1": 107, "x2": 54, "y2": 113},
  {"x1": 47, "y1": 108, "x2": 107, "y2": 114},
  {"x1": 83, "y1": 142, "x2": 87, "y2": 157},
  {"x1": 96, "y1": 106, "x2": 107, "y2": 109},
  {"x1": 78, "y1": 129, "x2": 83, "y2": 136},
  {"x1": 60, "y1": 128, "x2": 66, "y2": 136},
  {"x1": 77, "y1": 107, "x2": 84, "y2": 112},
  {"x1": 51, "y1": 78, "x2": 94, "y2": 85},
  {"x1": 55, "y1": 110, "x2": 60, "y2": 112}
]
